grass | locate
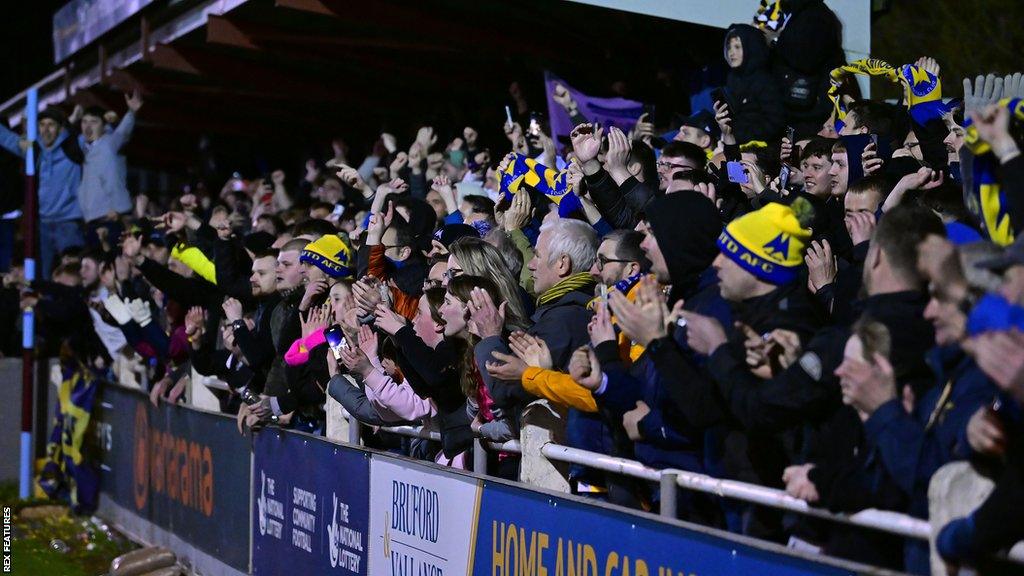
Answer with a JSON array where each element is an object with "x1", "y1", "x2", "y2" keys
[{"x1": 1, "y1": 482, "x2": 137, "y2": 576}]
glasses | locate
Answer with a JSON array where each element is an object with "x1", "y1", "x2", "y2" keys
[
  {"x1": 442, "y1": 267, "x2": 464, "y2": 281},
  {"x1": 657, "y1": 161, "x2": 694, "y2": 171},
  {"x1": 596, "y1": 254, "x2": 631, "y2": 270}
]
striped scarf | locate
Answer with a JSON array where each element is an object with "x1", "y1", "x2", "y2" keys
[
  {"x1": 537, "y1": 272, "x2": 595, "y2": 307},
  {"x1": 828, "y1": 58, "x2": 952, "y2": 132},
  {"x1": 963, "y1": 98, "x2": 1024, "y2": 246}
]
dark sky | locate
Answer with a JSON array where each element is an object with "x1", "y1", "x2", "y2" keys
[{"x1": 1, "y1": 2, "x2": 66, "y2": 107}]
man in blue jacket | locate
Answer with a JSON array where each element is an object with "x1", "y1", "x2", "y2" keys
[{"x1": 0, "y1": 107, "x2": 84, "y2": 278}]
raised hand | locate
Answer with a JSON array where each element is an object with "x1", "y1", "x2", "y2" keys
[
  {"x1": 678, "y1": 310, "x2": 728, "y2": 356},
  {"x1": 713, "y1": 100, "x2": 734, "y2": 144},
  {"x1": 352, "y1": 276, "x2": 383, "y2": 317},
  {"x1": 357, "y1": 324, "x2": 379, "y2": 364},
  {"x1": 837, "y1": 352, "x2": 897, "y2": 420},
  {"x1": 503, "y1": 191, "x2": 533, "y2": 232},
  {"x1": 222, "y1": 297, "x2": 243, "y2": 322},
  {"x1": 467, "y1": 287, "x2": 506, "y2": 339},
  {"x1": 622, "y1": 401, "x2": 650, "y2": 441},
  {"x1": 963, "y1": 74, "x2": 1003, "y2": 117},
  {"x1": 374, "y1": 302, "x2": 407, "y2": 336},
  {"x1": 508, "y1": 331, "x2": 553, "y2": 369},
  {"x1": 300, "y1": 303, "x2": 330, "y2": 338},
  {"x1": 568, "y1": 346, "x2": 602, "y2": 391},
  {"x1": 125, "y1": 89, "x2": 144, "y2": 112},
  {"x1": 633, "y1": 112, "x2": 655, "y2": 144},
  {"x1": 970, "y1": 104, "x2": 1019, "y2": 161},
  {"x1": 389, "y1": 152, "x2": 409, "y2": 180},
  {"x1": 185, "y1": 306, "x2": 206, "y2": 339},
  {"x1": 299, "y1": 278, "x2": 328, "y2": 313},
  {"x1": 339, "y1": 339, "x2": 372, "y2": 377},
  {"x1": 914, "y1": 56, "x2": 940, "y2": 77},
  {"x1": 845, "y1": 211, "x2": 877, "y2": 246},
  {"x1": 861, "y1": 141, "x2": 883, "y2": 176},
  {"x1": 607, "y1": 277, "x2": 669, "y2": 347},
  {"x1": 603, "y1": 127, "x2": 632, "y2": 184},
  {"x1": 485, "y1": 351, "x2": 527, "y2": 382},
  {"x1": 570, "y1": 123, "x2": 604, "y2": 165},
  {"x1": 804, "y1": 240, "x2": 837, "y2": 294},
  {"x1": 415, "y1": 126, "x2": 437, "y2": 152},
  {"x1": 587, "y1": 300, "x2": 616, "y2": 346}
]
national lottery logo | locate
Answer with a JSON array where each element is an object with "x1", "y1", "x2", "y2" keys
[
  {"x1": 327, "y1": 492, "x2": 364, "y2": 572},
  {"x1": 257, "y1": 471, "x2": 268, "y2": 537}
]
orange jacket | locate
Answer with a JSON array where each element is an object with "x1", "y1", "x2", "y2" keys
[
  {"x1": 368, "y1": 244, "x2": 419, "y2": 321},
  {"x1": 521, "y1": 367, "x2": 598, "y2": 413}
]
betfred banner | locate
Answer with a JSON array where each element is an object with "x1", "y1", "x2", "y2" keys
[
  {"x1": 253, "y1": 429, "x2": 370, "y2": 575},
  {"x1": 368, "y1": 457, "x2": 482, "y2": 576},
  {"x1": 95, "y1": 384, "x2": 250, "y2": 572},
  {"x1": 474, "y1": 482, "x2": 858, "y2": 576}
]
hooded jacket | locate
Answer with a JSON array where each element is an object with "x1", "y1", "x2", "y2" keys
[
  {"x1": 724, "y1": 24, "x2": 785, "y2": 144},
  {"x1": 771, "y1": 0, "x2": 844, "y2": 131},
  {"x1": 645, "y1": 192, "x2": 722, "y2": 303},
  {"x1": 0, "y1": 125, "x2": 83, "y2": 222}
]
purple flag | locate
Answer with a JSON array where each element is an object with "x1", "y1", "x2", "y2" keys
[{"x1": 544, "y1": 72, "x2": 645, "y2": 146}]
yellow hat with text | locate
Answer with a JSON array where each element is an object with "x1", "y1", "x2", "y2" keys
[{"x1": 716, "y1": 200, "x2": 813, "y2": 285}]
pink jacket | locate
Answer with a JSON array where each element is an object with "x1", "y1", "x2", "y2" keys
[
  {"x1": 363, "y1": 369, "x2": 435, "y2": 421},
  {"x1": 284, "y1": 329, "x2": 327, "y2": 366}
]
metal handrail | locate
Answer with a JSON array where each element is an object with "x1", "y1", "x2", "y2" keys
[{"x1": 375, "y1": 424, "x2": 931, "y2": 540}]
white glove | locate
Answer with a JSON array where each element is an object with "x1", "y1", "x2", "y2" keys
[
  {"x1": 1001, "y1": 72, "x2": 1024, "y2": 100},
  {"x1": 102, "y1": 295, "x2": 133, "y2": 325},
  {"x1": 963, "y1": 74, "x2": 1003, "y2": 117},
  {"x1": 127, "y1": 298, "x2": 153, "y2": 327}
]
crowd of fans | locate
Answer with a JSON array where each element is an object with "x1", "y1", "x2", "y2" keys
[{"x1": 2, "y1": 0, "x2": 1024, "y2": 573}]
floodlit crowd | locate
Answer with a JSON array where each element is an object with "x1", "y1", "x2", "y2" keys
[{"x1": 3, "y1": 1, "x2": 1024, "y2": 573}]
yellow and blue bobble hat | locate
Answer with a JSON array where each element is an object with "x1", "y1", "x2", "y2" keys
[
  {"x1": 717, "y1": 200, "x2": 812, "y2": 285},
  {"x1": 300, "y1": 234, "x2": 353, "y2": 278}
]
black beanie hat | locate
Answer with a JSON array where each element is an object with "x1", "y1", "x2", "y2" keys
[
  {"x1": 644, "y1": 192, "x2": 722, "y2": 300},
  {"x1": 243, "y1": 231, "x2": 275, "y2": 254}
]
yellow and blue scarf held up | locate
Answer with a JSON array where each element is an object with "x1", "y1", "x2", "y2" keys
[
  {"x1": 499, "y1": 154, "x2": 583, "y2": 218},
  {"x1": 962, "y1": 98, "x2": 1024, "y2": 246}
]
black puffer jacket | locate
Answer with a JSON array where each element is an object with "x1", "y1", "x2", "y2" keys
[
  {"x1": 724, "y1": 24, "x2": 785, "y2": 144},
  {"x1": 771, "y1": 0, "x2": 845, "y2": 134}
]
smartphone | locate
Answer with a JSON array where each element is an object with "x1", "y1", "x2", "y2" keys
[
  {"x1": 785, "y1": 126, "x2": 795, "y2": 144},
  {"x1": 504, "y1": 105, "x2": 513, "y2": 127},
  {"x1": 711, "y1": 88, "x2": 728, "y2": 109},
  {"x1": 779, "y1": 164, "x2": 791, "y2": 190},
  {"x1": 528, "y1": 113, "x2": 542, "y2": 137},
  {"x1": 324, "y1": 324, "x2": 347, "y2": 360},
  {"x1": 378, "y1": 283, "x2": 391, "y2": 306},
  {"x1": 599, "y1": 284, "x2": 608, "y2": 302},
  {"x1": 870, "y1": 133, "x2": 879, "y2": 148},
  {"x1": 726, "y1": 161, "x2": 749, "y2": 185}
]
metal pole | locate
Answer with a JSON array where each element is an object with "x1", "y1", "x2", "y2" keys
[
  {"x1": 659, "y1": 471, "x2": 678, "y2": 519},
  {"x1": 19, "y1": 88, "x2": 38, "y2": 499},
  {"x1": 472, "y1": 438, "x2": 487, "y2": 475}
]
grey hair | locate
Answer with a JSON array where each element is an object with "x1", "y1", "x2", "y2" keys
[
  {"x1": 540, "y1": 218, "x2": 598, "y2": 274},
  {"x1": 958, "y1": 241, "x2": 1006, "y2": 294}
]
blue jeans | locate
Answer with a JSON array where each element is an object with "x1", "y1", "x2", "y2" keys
[{"x1": 39, "y1": 219, "x2": 85, "y2": 279}]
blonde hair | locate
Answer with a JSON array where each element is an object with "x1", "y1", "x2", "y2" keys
[{"x1": 449, "y1": 237, "x2": 529, "y2": 331}]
